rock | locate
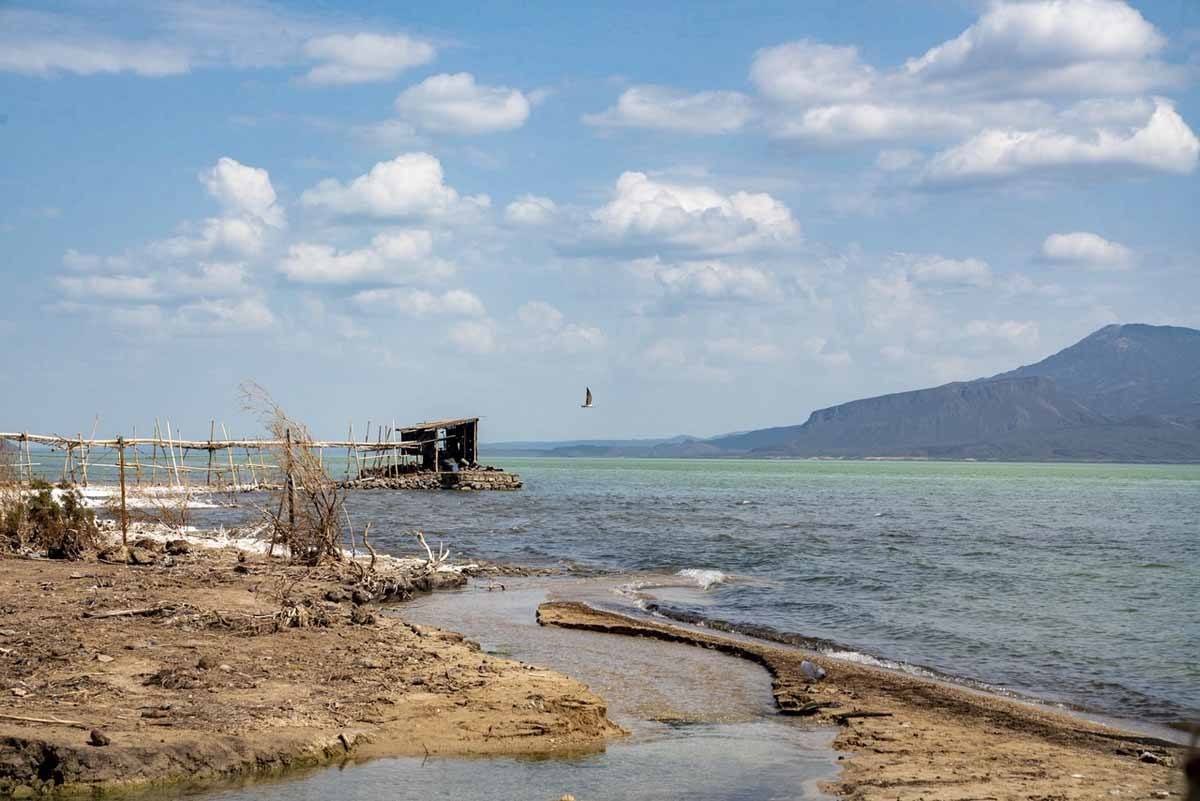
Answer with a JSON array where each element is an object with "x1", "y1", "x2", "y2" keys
[
  {"x1": 10, "y1": 785, "x2": 34, "y2": 799},
  {"x1": 350, "y1": 588, "x2": 373, "y2": 606},
  {"x1": 127, "y1": 547, "x2": 159, "y2": 566},
  {"x1": 324, "y1": 589, "x2": 347, "y2": 603},
  {"x1": 1138, "y1": 751, "x2": 1166, "y2": 764},
  {"x1": 88, "y1": 729, "x2": 110, "y2": 747},
  {"x1": 233, "y1": 563, "x2": 250, "y2": 574},
  {"x1": 218, "y1": 664, "x2": 233, "y2": 672},
  {"x1": 196, "y1": 654, "x2": 218, "y2": 670},
  {"x1": 165, "y1": 539, "x2": 191, "y2": 555},
  {"x1": 95, "y1": 654, "x2": 114, "y2": 663},
  {"x1": 11, "y1": 687, "x2": 28, "y2": 697},
  {"x1": 559, "y1": 796, "x2": 576, "y2": 801},
  {"x1": 131, "y1": 537, "x2": 164, "y2": 553},
  {"x1": 350, "y1": 607, "x2": 376, "y2": 626},
  {"x1": 97, "y1": 545, "x2": 129, "y2": 563}
]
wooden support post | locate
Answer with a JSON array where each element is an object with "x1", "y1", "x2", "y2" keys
[
  {"x1": 285, "y1": 428, "x2": 295, "y2": 532},
  {"x1": 165, "y1": 420, "x2": 180, "y2": 487},
  {"x1": 117, "y1": 437, "x2": 128, "y2": 546},
  {"x1": 78, "y1": 432, "x2": 89, "y2": 488},
  {"x1": 345, "y1": 423, "x2": 354, "y2": 480},
  {"x1": 131, "y1": 425, "x2": 142, "y2": 487},
  {"x1": 207, "y1": 420, "x2": 215, "y2": 486},
  {"x1": 221, "y1": 423, "x2": 238, "y2": 488}
]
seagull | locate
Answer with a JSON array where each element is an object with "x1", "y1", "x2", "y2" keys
[{"x1": 581, "y1": 387, "x2": 593, "y2": 408}]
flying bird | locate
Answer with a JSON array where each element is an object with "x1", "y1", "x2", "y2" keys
[{"x1": 581, "y1": 387, "x2": 593, "y2": 408}]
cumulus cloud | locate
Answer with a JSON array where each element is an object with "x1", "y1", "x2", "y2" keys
[
  {"x1": 751, "y1": 41, "x2": 876, "y2": 104},
  {"x1": 300, "y1": 153, "x2": 489, "y2": 218},
  {"x1": 448, "y1": 319, "x2": 498, "y2": 354},
  {"x1": 394, "y1": 73, "x2": 531, "y2": 134},
  {"x1": 632, "y1": 257, "x2": 778, "y2": 302},
  {"x1": 592, "y1": 172, "x2": 798, "y2": 254},
  {"x1": 278, "y1": 230, "x2": 452, "y2": 284},
  {"x1": 201, "y1": 157, "x2": 284, "y2": 227},
  {"x1": 150, "y1": 216, "x2": 267, "y2": 259},
  {"x1": 351, "y1": 288, "x2": 486, "y2": 318},
  {"x1": 516, "y1": 301, "x2": 605, "y2": 353},
  {"x1": 178, "y1": 298, "x2": 275, "y2": 333},
  {"x1": 302, "y1": 33, "x2": 435, "y2": 85},
  {"x1": 907, "y1": 254, "x2": 993, "y2": 287},
  {"x1": 505, "y1": 195, "x2": 558, "y2": 226},
  {"x1": 1041, "y1": 231, "x2": 1134, "y2": 269},
  {"x1": 584, "y1": 85, "x2": 754, "y2": 134},
  {"x1": 922, "y1": 98, "x2": 1199, "y2": 184},
  {"x1": 905, "y1": 0, "x2": 1169, "y2": 92}
]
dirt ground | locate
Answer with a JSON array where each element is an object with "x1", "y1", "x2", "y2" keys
[
  {"x1": 0, "y1": 551, "x2": 620, "y2": 797},
  {"x1": 538, "y1": 601, "x2": 1189, "y2": 801}
]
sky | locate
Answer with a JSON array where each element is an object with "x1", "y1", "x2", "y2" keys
[{"x1": 1, "y1": 0, "x2": 1198, "y2": 442}]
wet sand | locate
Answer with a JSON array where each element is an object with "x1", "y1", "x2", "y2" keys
[
  {"x1": 538, "y1": 600, "x2": 1187, "y2": 801},
  {"x1": 0, "y1": 551, "x2": 619, "y2": 797}
]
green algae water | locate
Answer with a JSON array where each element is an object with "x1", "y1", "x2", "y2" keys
[{"x1": 350, "y1": 458, "x2": 1200, "y2": 726}]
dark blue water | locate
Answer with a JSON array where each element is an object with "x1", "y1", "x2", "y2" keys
[{"x1": 343, "y1": 458, "x2": 1200, "y2": 726}]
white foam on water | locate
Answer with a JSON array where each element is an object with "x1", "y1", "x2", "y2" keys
[{"x1": 675, "y1": 568, "x2": 730, "y2": 590}]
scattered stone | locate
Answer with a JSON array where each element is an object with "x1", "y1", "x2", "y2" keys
[
  {"x1": 95, "y1": 654, "x2": 114, "y2": 663},
  {"x1": 324, "y1": 589, "x2": 347, "y2": 603},
  {"x1": 350, "y1": 607, "x2": 376, "y2": 626},
  {"x1": 218, "y1": 664, "x2": 233, "y2": 673},
  {"x1": 127, "y1": 547, "x2": 159, "y2": 566},
  {"x1": 10, "y1": 785, "x2": 34, "y2": 799},
  {"x1": 350, "y1": 588, "x2": 373, "y2": 606},
  {"x1": 11, "y1": 687, "x2": 28, "y2": 697},
  {"x1": 131, "y1": 537, "x2": 164, "y2": 554},
  {"x1": 233, "y1": 563, "x2": 250, "y2": 574},
  {"x1": 97, "y1": 545, "x2": 129, "y2": 563},
  {"x1": 1138, "y1": 751, "x2": 1166, "y2": 765},
  {"x1": 165, "y1": 539, "x2": 191, "y2": 555},
  {"x1": 197, "y1": 654, "x2": 218, "y2": 670},
  {"x1": 88, "y1": 729, "x2": 110, "y2": 747}
]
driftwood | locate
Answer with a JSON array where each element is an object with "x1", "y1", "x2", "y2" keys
[
  {"x1": 82, "y1": 605, "x2": 171, "y2": 619},
  {"x1": 0, "y1": 712, "x2": 90, "y2": 729}
]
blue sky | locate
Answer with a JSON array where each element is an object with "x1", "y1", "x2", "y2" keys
[{"x1": 1, "y1": 0, "x2": 1198, "y2": 442}]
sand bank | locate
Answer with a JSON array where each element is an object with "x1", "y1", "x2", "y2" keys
[{"x1": 538, "y1": 601, "x2": 1187, "y2": 801}]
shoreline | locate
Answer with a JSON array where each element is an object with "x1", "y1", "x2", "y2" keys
[
  {"x1": 538, "y1": 600, "x2": 1187, "y2": 801},
  {"x1": 0, "y1": 548, "x2": 620, "y2": 798}
]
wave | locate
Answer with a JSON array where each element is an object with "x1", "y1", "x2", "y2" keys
[{"x1": 675, "y1": 568, "x2": 730, "y2": 590}]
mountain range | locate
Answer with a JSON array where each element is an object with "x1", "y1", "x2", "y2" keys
[{"x1": 483, "y1": 324, "x2": 1200, "y2": 462}]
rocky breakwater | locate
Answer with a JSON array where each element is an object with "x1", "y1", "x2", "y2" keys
[{"x1": 344, "y1": 467, "x2": 522, "y2": 491}]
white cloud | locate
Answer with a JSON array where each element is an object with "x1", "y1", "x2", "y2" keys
[
  {"x1": 769, "y1": 102, "x2": 971, "y2": 143},
  {"x1": 0, "y1": 37, "x2": 189, "y2": 77},
  {"x1": 57, "y1": 274, "x2": 160, "y2": 302},
  {"x1": 505, "y1": 195, "x2": 558, "y2": 226},
  {"x1": 965, "y1": 319, "x2": 1041, "y2": 348},
  {"x1": 300, "y1": 153, "x2": 489, "y2": 218},
  {"x1": 179, "y1": 297, "x2": 275, "y2": 332},
  {"x1": 394, "y1": 73, "x2": 531, "y2": 134},
  {"x1": 278, "y1": 230, "x2": 451, "y2": 284},
  {"x1": 449, "y1": 319, "x2": 498, "y2": 354},
  {"x1": 150, "y1": 217, "x2": 267, "y2": 259},
  {"x1": 201, "y1": 157, "x2": 284, "y2": 227},
  {"x1": 906, "y1": 0, "x2": 1166, "y2": 83},
  {"x1": 516, "y1": 301, "x2": 605, "y2": 353},
  {"x1": 351, "y1": 288, "x2": 486, "y2": 318},
  {"x1": 922, "y1": 99, "x2": 1199, "y2": 184},
  {"x1": 584, "y1": 85, "x2": 754, "y2": 134},
  {"x1": 633, "y1": 258, "x2": 778, "y2": 301},
  {"x1": 593, "y1": 171, "x2": 798, "y2": 254},
  {"x1": 517, "y1": 301, "x2": 565, "y2": 330},
  {"x1": 908, "y1": 255, "x2": 993, "y2": 287},
  {"x1": 302, "y1": 33, "x2": 435, "y2": 85},
  {"x1": 751, "y1": 41, "x2": 876, "y2": 104},
  {"x1": 1041, "y1": 231, "x2": 1134, "y2": 269},
  {"x1": 707, "y1": 337, "x2": 785, "y2": 363}
]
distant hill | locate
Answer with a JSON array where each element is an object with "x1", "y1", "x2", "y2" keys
[{"x1": 486, "y1": 324, "x2": 1200, "y2": 463}]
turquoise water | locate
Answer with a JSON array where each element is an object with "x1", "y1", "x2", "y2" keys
[{"x1": 349, "y1": 458, "x2": 1200, "y2": 725}]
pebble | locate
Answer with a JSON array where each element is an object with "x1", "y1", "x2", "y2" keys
[
  {"x1": 88, "y1": 729, "x2": 110, "y2": 747},
  {"x1": 11, "y1": 687, "x2": 28, "y2": 697},
  {"x1": 96, "y1": 654, "x2": 114, "y2": 663}
]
